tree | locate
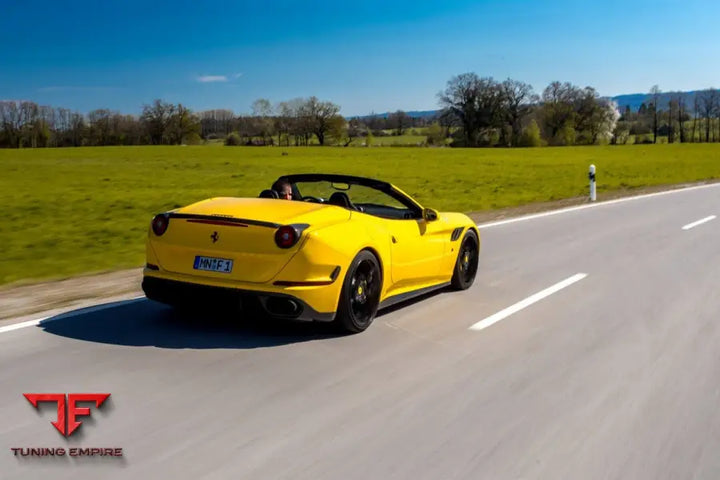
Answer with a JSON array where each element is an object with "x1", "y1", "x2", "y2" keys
[
  {"x1": 667, "y1": 99, "x2": 676, "y2": 143},
  {"x1": 518, "y1": 119, "x2": 542, "y2": 147},
  {"x1": 674, "y1": 95, "x2": 687, "y2": 143},
  {"x1": 700, "y1": 88, "x2": 718, "y2": 142},
  {"x1": 425, "y1": 122, "x2": 446, "y2": 146},
  {"x1": 612, "y1": 120, "x2": 631, "y2": 145},
  {"x1": 539, "y1": 81, "x2": 580, "y2": 145},
  {"x1": 198, "y1": 109, "x2": 234, "y2": 138},
  {"x1": 166, "y1": 104, "x2": 201, "y2": 144},
  {"x1": 0, "y1": 101, "x2": 23, "y2": 147},
  {"x1": 438, "y1": 73, "x2": 504, "y2": 147},
  {"x1": 501, "y1": 79, "x2": 536, "y2": 146},
  {"x1": 346, "y1": 118, "x2": 363, "y2": 145},
  {"x1": 141, "y1": 99, "x2": 175, "y2": 145},
  {"x1": 574, "y1": 87, "x2": 604, "y2": 144},
  {"x1": 251, "y1": 98, "x2": 275, "y2": 145},
  {"x1": 304, "y1": 96, "x2": 340, "y2": 146},
  {"x1": 88, "y1": 109, "x2": 112, "y2": 145},
  {"x1": 649, "y1": 85, "x2": 661, "y2": 143},
  {"x1": 327, "y1": 115, "x2": 350, "y2": 146},
  {"x1": 388, "y1": 110, "x2": 409, "y2": 136},
  {"x1": 692, "y1": 95, "x2": 700, "y2": 142},
  {"x1": 590, "y1": 99, "x2": 620, "y2": 144}
]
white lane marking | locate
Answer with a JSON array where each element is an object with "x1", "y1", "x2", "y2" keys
[
  {"x1": 682, "y1": 215, "x2": 716, "y2": 230},
  {"x1": 477, "y1": 182, "x2": 720, "y2": 228},
  {"x1": 0, "y1": 296, "x2": 146, "y2": 335},
  {"x1": 469, "y1": 273, "x2": 587, "y2": 331},
  {"x1": 0, "y1": 317, "x2": 51, "y2": 334}
]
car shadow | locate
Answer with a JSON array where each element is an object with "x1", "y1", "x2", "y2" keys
[
  {"x1": 38, "y1": 297, "x2": 346, "y2": 349},
  {"x1": 37, "y1": 286, "x2": 453, "y2": 349}
]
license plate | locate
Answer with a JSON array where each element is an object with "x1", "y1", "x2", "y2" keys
[{"x1": 193, "y1": 256, "x2": 233, "y2": 273}]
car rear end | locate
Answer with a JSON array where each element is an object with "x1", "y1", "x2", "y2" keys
[{"x1": 142, "y1": 197, "x2": 351, "y2": 321}]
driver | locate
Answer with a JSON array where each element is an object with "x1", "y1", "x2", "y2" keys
[{"x1": 271, "y1": 178, "x2": 293, "y2": 200}]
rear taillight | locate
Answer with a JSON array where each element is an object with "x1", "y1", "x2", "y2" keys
[
  {"x1": 275, "y1": 225, "x2": 298, "y2": 248},
  {"x1": 151, "y1": 214, "x2": 169, "y2": 236}
]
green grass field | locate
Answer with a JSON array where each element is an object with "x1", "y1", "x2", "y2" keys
[{"x1": 2, "y1": 143, "x2": 720, "y2": 286}]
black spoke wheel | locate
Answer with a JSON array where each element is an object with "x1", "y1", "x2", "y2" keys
[
  {"x1": 451, "y1": 230, "x2": 479, "y2": 290},
  {"x1": 335, "y1": 250, "x2": 382, "y2": 333}
]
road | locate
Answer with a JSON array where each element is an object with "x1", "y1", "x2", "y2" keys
[{"x1": 1, "y1": 184, "x2": 719, "y2": 480}]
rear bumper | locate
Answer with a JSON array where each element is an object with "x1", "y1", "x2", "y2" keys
[{"x1": 142, "y1": 276, "x2": 336, "y2": 322}]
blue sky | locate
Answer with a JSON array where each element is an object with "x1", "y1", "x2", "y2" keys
[{"x1": 2, "y1": 0, "x2": 719, "y2": 116}]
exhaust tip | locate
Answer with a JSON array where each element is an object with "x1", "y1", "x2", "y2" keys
[{"x1": 264, "y1": 297, "x2": 302, "y2": 317}]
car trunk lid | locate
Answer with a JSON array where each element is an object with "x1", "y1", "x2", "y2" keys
[{"x1": 149, "y1": 198, "x2": 350, "y2": 283}]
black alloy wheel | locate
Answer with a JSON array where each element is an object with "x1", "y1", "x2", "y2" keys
[
  {"x1": 336, "y1": 250, "x2": 382, "y2": 333},
  {"x1": 451, "y1": 230, "x2": 479, "y2": 290}
]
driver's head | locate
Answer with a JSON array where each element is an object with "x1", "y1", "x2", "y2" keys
[{"x1": 272, "y1": 178, "x2": 293, "y2": 200}]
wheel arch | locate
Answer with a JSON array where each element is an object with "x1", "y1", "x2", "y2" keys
[
  {"x1": 357, "y1": 246, "x2": 384, "y2": 285},
  {"x1": 467, "y1": 225, "x2": 480, "y2": 242}
]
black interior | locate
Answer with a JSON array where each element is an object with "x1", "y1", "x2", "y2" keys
[
  {"x1": 263, "y1": 174, "x2": 426, "y2": 220},
  {"x1": 328, "y1": 192, "x2": 353, "y2": 208}
]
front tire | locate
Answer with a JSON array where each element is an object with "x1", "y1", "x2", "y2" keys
[
  {"x1": 450, "y1": 229, "x2": 479, "y2": 290},
  {"x1": 335, "y1": 250, "x2": 382, "y2": 333}
]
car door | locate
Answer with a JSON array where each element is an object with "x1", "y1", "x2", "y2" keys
[{"x1": 388, "y1": 217, "x2": 447, "y2": 287}]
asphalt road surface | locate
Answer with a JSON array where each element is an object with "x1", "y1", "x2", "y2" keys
[{"x1": 1, "y1": 184, "x2": 719, "y2": 480}]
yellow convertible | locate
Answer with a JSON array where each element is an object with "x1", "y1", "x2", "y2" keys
[{"x1": 142, "y1": 174, "x2": 480, "y2": 333}]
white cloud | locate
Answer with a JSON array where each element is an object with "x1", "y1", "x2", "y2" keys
[
  {"x1": 197, "y1": 75, "x2": 228, "y2": 83},
  {"x1": 233, "y1": 73, "x2": 244, "y2": 79}
]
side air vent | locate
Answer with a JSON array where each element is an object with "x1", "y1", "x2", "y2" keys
[{"x1": 450, "y1": 227, "x2": 463, "y2": 241}]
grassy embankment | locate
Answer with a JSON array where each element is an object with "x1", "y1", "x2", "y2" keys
[{"x1": 1, "y1": 143, "x2": 719, "y2": 286}]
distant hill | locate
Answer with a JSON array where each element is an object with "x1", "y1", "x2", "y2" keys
[
  {"x1": 348, "y1": 110, "x2": 440, "y2": 120},
  {"x1": 610, "y1": 90, "x2": 703, "y2": 112},
  {"x1": 350, "y1": 90, "x2": 710, "y2": 120}
]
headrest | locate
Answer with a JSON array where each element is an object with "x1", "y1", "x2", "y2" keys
[
  {"x1": 259, "y1": 189, "x2": 279, "y2": 199},
  {"x1": 328, "y1": 191, "x2": 352, "y2": 208}
]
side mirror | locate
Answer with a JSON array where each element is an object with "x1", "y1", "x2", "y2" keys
[{"x1": 423, "y1": 208, "x2": 438, "y2": 222}]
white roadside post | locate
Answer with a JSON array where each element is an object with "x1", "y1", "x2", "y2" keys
[{"x1": 589, "y1": 164, "x2": 596, "y2": 202}]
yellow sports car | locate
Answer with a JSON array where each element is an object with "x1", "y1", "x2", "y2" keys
[{"x1": 142, "y1": 174, "x2": 480, "y2": 333}]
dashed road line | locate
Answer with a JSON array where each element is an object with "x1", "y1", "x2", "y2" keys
[
  {"x1": 682, "y1": 215, "x2": 716, "y2": 231},
  {"x1": 469, "y1": 273, "x2": 587, "y2": 331}
]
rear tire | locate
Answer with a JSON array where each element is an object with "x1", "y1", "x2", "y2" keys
[
  {"x1": 450, "y1": 229, "x2": 479, "y2": 290},
  {"x1": 335, "y1": 250, "x2": 382, "y2": 333}
]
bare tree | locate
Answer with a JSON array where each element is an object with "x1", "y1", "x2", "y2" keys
[
  {"x1": 649, "y1": 85, "x2": 661, "y2": 143},
  {"x1": 0, "y1": 101, "x2": 23, "y2": 147},
  {"x1": 199, "y1": 109, "x2": 234, "y2": 138},
  {"x1": 667, "y1": 98, "x2": 676, "y2": 143},
  {"x1": 692, "y1": 95, "x2": 700, "y2": 142},
  {"x1": 700, "y1": 88, "x2": 718, "y2": 142},
  {"x1": 251, "y1": 98, "x2": 275, "y2": 145},
  {"x1": 501, "y1": 79, "x2": 536, "y2": 146},
  {"x1": 69, "y1": 112, "x2": 85, "y2": 147},
  {"x1": 672, "y1": 94, "x2": 687, "y2": 143}
]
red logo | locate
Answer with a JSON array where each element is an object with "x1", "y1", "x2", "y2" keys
[{"x1": 23, "y1": 393, "x2": 110, "y2": 437}]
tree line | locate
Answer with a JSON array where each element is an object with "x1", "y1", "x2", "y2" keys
[
  {"x1": 2, "y1": 74, "x2": 720, "y2": 149},
  {"x1": 614, "y1": 86, "x2": 720, "y2": 144},
  {"x1": 0, "y1": 99, "x2": 202, "y2": 148}
]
